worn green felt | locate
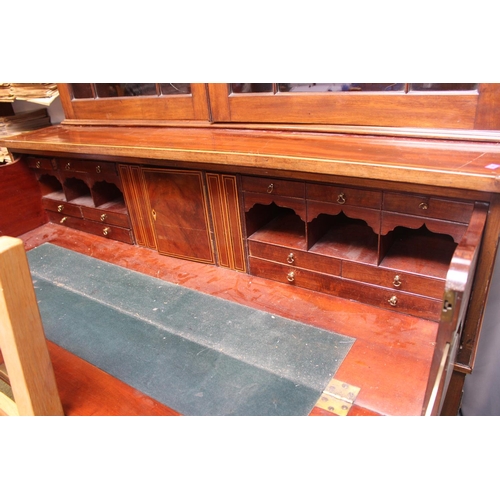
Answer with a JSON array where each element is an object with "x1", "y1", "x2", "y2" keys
[{"x1": 27, "y1": 243, "x2": 354, "y2": 416}]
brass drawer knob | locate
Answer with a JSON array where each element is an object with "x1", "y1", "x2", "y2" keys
[
  {"x1": 36, "y1": 160, "x2": 41, "y2": 169},
  {"x1": 287, "y1": 271, "x2": 295, "y2": 283},
  {"x1": 100, "y1": 213, "x2": 107, "y2": 222},
  {"x1": 337, "y1": 192, "x2": 346, "y2": 205},
  {"x1": 65, "y1": 162, "x2": 71, "y2": 170},
  {"x1": 103, "y1": 227, "x2": 111, "y2": 236},
  {"x1": 388, "y1": 295, "x2": 398, "y2": 307},
  {"x1": 393, "y1": 275, "x2": 402, "y2": 288},
  {"x1": 267, "y1": 183, "x2": 274, "y2": 194},
  {"x1": 287, "y1": 252, "x2": 295, "y2": 264},
  {"x1": 96, "y1": 165, "x2": 102, "y2": 173},
  {"x1": 60, "y1": 217, "x2": 68, "y2": 224},
  {"x1": 419, "y1": 202, "x2": 428, "y2": 210},
  {"x1": 57, "y1": 204, "x2": 64, "y2": 213}
]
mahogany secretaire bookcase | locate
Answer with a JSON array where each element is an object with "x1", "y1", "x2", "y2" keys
[{"x1": 2, "y1": 82, "x2": 500, "y2": 416}]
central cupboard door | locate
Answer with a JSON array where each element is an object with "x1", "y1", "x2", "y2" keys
[{"x1": 143, "y1": 168, "x2": 215, "y2": 263}]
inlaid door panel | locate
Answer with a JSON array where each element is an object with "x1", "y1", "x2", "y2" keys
[{"x1": 143, "y1": 168, "x2": 215, "y2": 264}]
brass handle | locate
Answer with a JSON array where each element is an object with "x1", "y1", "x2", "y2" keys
[
  {"x1": 287, "y1": 252, "x2": 295, "y2": 264},
  {"x1": 337, "y1": 192, "x2": 346, "y2": 205},
  {"x1": 151, "y1": 209, "x2": 157, "y2": 221},
  {"x1": 393, "y1": 275, "x2": 402, "y2": 288},
  {"x1": 60, "y1": 217, "x2": 68, "y2": 224},
  {"x1": 287, "y1": 271, "x2": 295, "y2": 282},
  {"x1": 103, "y1": 227, "x2": 111, "y2": 236},
  {"x1": 36, "y1": 160, "x2": 41, "y2": 169},
  {"x1": 419, "y1": 202, "x2": 428, "y2": 210},
  {"x1": 100, "y1": 213, "x2": 107, "y2": 222},
  {"x1": 65, "y1": 162, "x2": 71, "y2": 170},
  {"x1": 267, "y1": 183, "x2": 274, "y2": 194},
  {"x1": 96, "y1": 165, "x2": 102, "y2": 173},
  {"x1": 388, "y1": 295, "x2": 398, "y2": 307},
  {"x1": 57, "y1": 204, "x2": 64, "y2": 213}
]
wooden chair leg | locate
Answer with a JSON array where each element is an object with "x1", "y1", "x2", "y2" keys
[{"x1": 0, "y1": 236, "x2": 63, "y2": 416}]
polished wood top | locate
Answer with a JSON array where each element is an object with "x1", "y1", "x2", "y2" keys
[{"x1": 2, "y1": 124, "x2": 500, "y2": 193}]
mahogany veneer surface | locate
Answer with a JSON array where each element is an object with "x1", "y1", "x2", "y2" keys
[
  {"x1": 0, "y1": 159, "x2": 47, "y2": 237},
  {"x1": 3, "y1": 125, "x2": 500, "y2": 193},
  {"x1": 20, "y1": 223, "x2": 438, "y2": 416}
]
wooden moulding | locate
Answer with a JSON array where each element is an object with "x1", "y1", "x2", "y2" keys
[{"x1": 0, "y1": 236, "x2": 63, "y2": 416}]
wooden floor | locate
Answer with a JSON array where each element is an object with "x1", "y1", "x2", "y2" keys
[{"x1": 16, "y1": 223, "x2": 439, "y2": 416}]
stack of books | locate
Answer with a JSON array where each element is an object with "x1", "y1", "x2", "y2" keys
[
  {"x1": 0, "y1": 83, "x2": 59, "y2": 105},
  {"x1": 0, "y1": 83, "x2": 13, "y2": 101},
  {"x1": 10, "y1": 83, "x2": 59, "y2": 100},
  {"x1": 1, "y1": 108, "x2": 51, "y2": 162}
]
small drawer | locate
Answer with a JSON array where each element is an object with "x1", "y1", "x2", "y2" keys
[
  {"x1": 307, "y1": 183, "x2": 382, "y2": 209},
  {"x1": 342, "y1": 261, "x2": 445, "y2": 300},
  {"x1": 47, "y1": 212, "x2": 134, "y2": 244},
  {"x1": 341, "y1": 279, "x2": 442, "y2": 321},
  {"x1": 81, "y1": 206, "x2": 130, "y2": 228},
  {"x1": 57, "y1": 158, "x2": 117, "y2": 176},
  {"x1": 26, "y1": 156, "x2": 56, "y2": 171},
  {"x1": 42, "y1": 198, "x2": 83, "y2": 218},
  {"x1": 242, "y1": 176, "x2": 305, "y2": 198},
  {"x1": 248, "y1": 240, "x2": 341, "y2": 276},
  {"x1": 249, "y1": 256, "x2": 342, "y2": 295},
  {"x1": 383, "y1": 192, "x2": 474, "y2": 223}
]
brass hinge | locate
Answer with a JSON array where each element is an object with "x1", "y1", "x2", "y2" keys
[{"x1": 315, "y1": 378, "x2": 361, "y2": 416}]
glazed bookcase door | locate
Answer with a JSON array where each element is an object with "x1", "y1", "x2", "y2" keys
[
  {"x1": 207, "y1": 83, "x2": 500, "y2": 130},
  {"x1": 58, "y1": 83, "x2": 211, "y2": 122}
]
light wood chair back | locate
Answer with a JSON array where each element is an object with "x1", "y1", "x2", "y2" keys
[{"x1": 0, "y1": 236, "x2": 63, "y2": 416}]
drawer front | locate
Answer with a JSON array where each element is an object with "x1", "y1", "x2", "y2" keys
[
  {"x1": 242, "y1": 176, "x2": 305, "y2": 198},
  {"x1": 342, "y1": 261, "x2": 445, "y2": 300},
  {"x1": 248, "y1": 240, "x2": 341, "y2": 276},
  {"x1": 27, "y1": 156, "x2": 56, "y2": 171},
  {"x1": 250, "y1": 257, "x2": 441, "y2": 321},
  {"x1": 56, "y1": 158, "x2": 117, "y2": 176},
  {"x1": 383, "y1": 192, "x2": 474, "y2": 223},
  {"x1": 42, "y1": 198, "x2": 83, "y2": 218},
  {"x1": 307, "y1": 183, "x2": 382, "y2": 209},
  {"x1": 249, "y1": 257, "x2": 342, "y2": 295},
  {"x1": 81, "y1": 206, "x2": 130, "y2": 228},
  {"x1": 47, "y1": 212, "x2": 134, "y2": 244},
  {"x1": 340, "y1": 279, "x2": 442, "y2": 321}
]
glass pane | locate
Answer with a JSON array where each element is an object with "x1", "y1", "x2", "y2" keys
[
  {"x1": 349, "y1": 83, "x2": 405, "y2": 92},
  {"x1": 231, "y1": 83, "x2": 273, "y2": 93},
  {"x1": 410, "y1": 83, "x2": 478, "y2": 91},
  {"x1": 71, "y1": 83, "x2": 94, "y2": 99},
  {"x1": 159, "y1": 83, "x2": 191, "y2": 95},
  {"x1": 95, "y1": 83, "x2": 158, "y2": 98},
  {"x1": 278, "y1": 83, "x2": 405, "y2": 92}
]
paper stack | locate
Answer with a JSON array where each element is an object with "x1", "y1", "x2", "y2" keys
[{"x1": 1, "y1": 108, "x2": 51, "y2": 162}]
